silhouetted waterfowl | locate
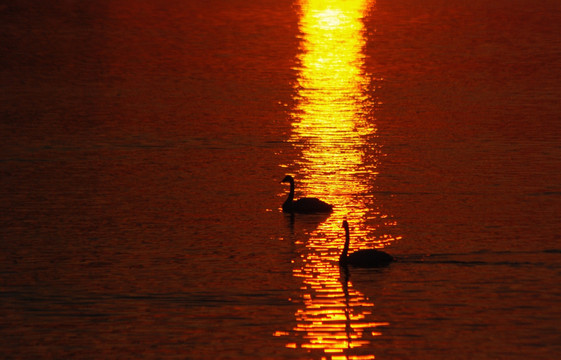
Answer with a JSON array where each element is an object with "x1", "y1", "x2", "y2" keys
[
  {"x1": 339, "y1": 220, "x2": 394, "y2": 268},
  {"x1": 281, "y1": 175, "x2": 333, "y2": 214}
]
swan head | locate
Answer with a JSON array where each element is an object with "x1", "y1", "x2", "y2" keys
[
  {"x1": 342, "y1": 220, "x2": 349, "y2": 230},
  {"x1": 281, "y1": 175, "x2": 294, "y2": 184}
]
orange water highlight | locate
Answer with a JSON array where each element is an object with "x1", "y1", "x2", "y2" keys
[
  {"x1": 276, "y1": 0, "x2": 400, "y2": 357},
  {"x1": 287, "y1": 0, "x2": 388, "y2": 236}
]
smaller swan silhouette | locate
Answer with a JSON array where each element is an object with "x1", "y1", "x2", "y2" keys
[
  {"x1": 281, "y1": 175, "x2": 333, "y2": 214},
  {"x1": 339, "y1": 220, "x2": 394, "y2": 268}
]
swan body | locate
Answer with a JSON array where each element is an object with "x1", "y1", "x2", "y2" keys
[
  {"x1": 339, "y1": 220, "x2": 394, "y2": 268},
  {"x1": 281, "y1": 175, "x2": 333, "y2": 214}
]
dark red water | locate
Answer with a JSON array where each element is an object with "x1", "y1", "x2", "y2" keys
[{"x1": 2, "y1": 0, "x2": 561, "y2": 359}]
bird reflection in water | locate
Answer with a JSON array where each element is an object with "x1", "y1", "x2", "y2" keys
[{"x1": 278, "y1": 257, "x2": 390, "y2": 358}]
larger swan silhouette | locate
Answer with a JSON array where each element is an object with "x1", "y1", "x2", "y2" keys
[
  {"x1": 281, "y1": 175, "x2": 333, "y2": 214},
  {"x1": 339, "y1": 220, "x2": 394, "y2": 267}
]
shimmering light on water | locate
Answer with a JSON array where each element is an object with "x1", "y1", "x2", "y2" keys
[
  {"x1": 288, "y1": 0, "x2": 396, "y2": 239},
  {"x1": 277, "y1": 0, "x2": 399, "y2": 356},
  {"x1": 290, "y1": 0, "x2": 377, "y2": 219}
]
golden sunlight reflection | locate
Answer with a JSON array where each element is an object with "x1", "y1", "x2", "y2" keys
[
  {"x1": 276, "y1": 0, "x2": 400, "y2": 357},
  {"x1": 286, "y1": 0, "x2": 384, "y2": 230}
]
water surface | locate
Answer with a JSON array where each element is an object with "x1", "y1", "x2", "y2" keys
[{"x1": 1, "y1": 0, "x2": 561, "y2": 359}]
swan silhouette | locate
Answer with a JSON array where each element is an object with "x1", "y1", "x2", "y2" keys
[
  {"x1": 339, "y1": 220, "x2": 394, "y2": 267},
  {"x1": 281, "y1": 175, "x2": 333, "y2": 214}
]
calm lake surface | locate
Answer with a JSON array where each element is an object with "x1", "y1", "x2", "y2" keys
[{"x1": 2, "y1": 0, "x2": 561, "y2": 358}]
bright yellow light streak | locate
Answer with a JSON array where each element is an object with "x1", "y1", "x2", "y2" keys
[
  {"x1": 292, "y1": 0, "x2": 375, "y2": 225},
  {"x1": 279, "y1": 0, "x2": 398, "y2": 357}
]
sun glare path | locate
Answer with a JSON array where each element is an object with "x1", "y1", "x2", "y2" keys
[
  {"x1": 290, "y1": 0, "x2": 380, "y2": 231},
  {"x1": 276, "y1": 0, "x2": 400, "y2": 357}
]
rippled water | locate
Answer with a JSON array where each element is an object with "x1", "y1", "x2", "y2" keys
[{"x1": 2, "y1": 0, "x2": 561, "y2": 358}]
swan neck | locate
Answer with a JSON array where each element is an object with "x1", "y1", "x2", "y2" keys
[
  {"x1": 289, "y1": 181, "x2": 295, "y2": 200},
  {"x1": 286, "y1": 180, "x2": 295, "y2": 202},
  {"x1": 283, "y1": 180, "x2": 295, "y2": 211}
]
